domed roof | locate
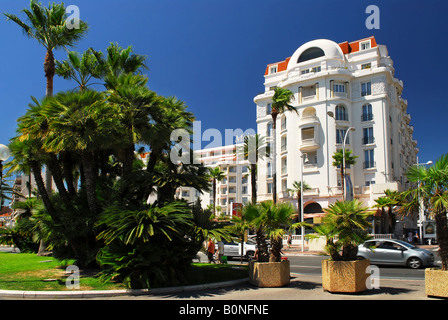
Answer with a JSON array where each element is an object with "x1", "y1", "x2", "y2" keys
[{"x1": 287, "y1": 39, "x2": 345, "y2": 70}]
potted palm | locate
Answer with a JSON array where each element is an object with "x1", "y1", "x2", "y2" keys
[
  {"x1": 244, "y1": 201, "x2": 297, "y2": 287},
  {"x1": 309, "y1": 199, "x2": 373, "y2": 293},
  {"x1": 404, "y1": 154, "x2": 448, "y2": 298}
]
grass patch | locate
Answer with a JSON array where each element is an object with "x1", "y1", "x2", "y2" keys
[{"x1": 0, "y1": 252, "x2": 248, "y2": 291}]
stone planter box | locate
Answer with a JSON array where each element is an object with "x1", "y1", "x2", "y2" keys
[
  {"x1": 321, "y1": 259, "x2": 370, "y2": 293},
  {"x1": 425, "y1": 268, "x2": 448, "y2": 298},
  {"x1": 249, "y1": 260, "x2": 290, "y2": 287}
]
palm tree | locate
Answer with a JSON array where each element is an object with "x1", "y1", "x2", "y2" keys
[
  {"x1": 311, "y1": 199, "x2": 372, "y2": 261},
  {"x1": 404, "y1": 154, "x2": 448, "y2": 271},
  {"x1": 332, "y1": 149, "x2": 358, "y2": 200},
  {"x1": 373, "y1": 189, "x2": 400, "y2": 234},
  {"x1": 208, "y1": 167, "x2": 225, "y2": 216},
  {"x1": 236, "y1": 134, "x2": 270, "y2": 204},
  {"x1": 289, "y1": 180, "x2": 312, "y2": 220},
  {"x1": 271, "y1": 87, "x2": 297, "y2": 203},
  {"x1": 242, "y1": 202, "x2": 269, "y2": 262},
  {"x1": 5, "y1": 1, "x2": 88, "y2": 97},
  {"x1": 55, "y1": 49, "x2": 103, "y2": 91},
  {"x1": 258, "y1": 201, "x2": 298, "y2": 262}
]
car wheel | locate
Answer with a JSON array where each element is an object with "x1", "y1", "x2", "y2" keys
[{"x1": 407, "y1": 257, "x2": 422, "y2": 269}]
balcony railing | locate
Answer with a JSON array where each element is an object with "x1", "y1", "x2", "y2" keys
[
  {"x1": 362, "y1": 137, "x2": 375, "y2": 145},
  {"x1": 361, "y1": 114, "x2": 374, "y2": 121},
  {"x1": 363, "y1": 161, "x2": 376, "y2": 169}
]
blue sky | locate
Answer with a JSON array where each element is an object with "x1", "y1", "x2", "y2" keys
[{"x1": 0, "y1": 0, "x2": 447, "y2": 166}]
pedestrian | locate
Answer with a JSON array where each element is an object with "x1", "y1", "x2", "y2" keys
[
  {"x1": 217, "y1": 240, "x2": 224, "y2": 263},
  {"x1": 207, "y1": 238, "x2": 216, "y2": 263},
  {"x1": 287, "y1": 234, "x2": 292, "y2": 248}
]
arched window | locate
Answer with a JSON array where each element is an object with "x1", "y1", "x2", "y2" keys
[
  {"x1": 335, "y1": 105, "x2": 348, "y2": 121},
  {"x1": 298, "y1": 47, "x2": 325, "y2": 63},
  {"x1": 302, "y1": 107, "x2": 316, "y2": 118}
]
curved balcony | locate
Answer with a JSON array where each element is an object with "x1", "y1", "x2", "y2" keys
[
  {"x1": 299, "y1": 137, "x2": 320, "y2": 151},
  {"x1": 299, "y1": 115, "x2": 320, "y2": 128}
]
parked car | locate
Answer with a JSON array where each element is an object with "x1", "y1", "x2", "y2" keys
[
  {"x1": 357, "y1": 239, "x2": 435, "y2": 269},
  {"x1": 216, "y1": 239, "x2": 257, "y2": 260}
]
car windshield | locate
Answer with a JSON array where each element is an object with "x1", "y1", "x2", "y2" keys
[{"x1": 393, "y1": 240, "x2": 415, "y2": 249}]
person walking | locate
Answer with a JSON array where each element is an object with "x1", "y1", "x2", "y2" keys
[
  {"x1": 217, "y1": 240, "x2": 225, "y2": 263},
  {"x1": 207, "y1": 238, "x2": 216, "y2": 263}
]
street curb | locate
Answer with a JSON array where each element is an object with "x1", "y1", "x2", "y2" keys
[{"x1": 0, "y1": 278, "x2": 249, "y2": 299}]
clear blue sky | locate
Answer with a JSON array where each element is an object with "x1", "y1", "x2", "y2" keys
[{"x1": 0, "y1": 0, "x2": 446, "y2": 165}]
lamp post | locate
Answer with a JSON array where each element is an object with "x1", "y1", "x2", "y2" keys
[
  {"x1": 326, "y1": 111, "x2": 355, "y2": 201},
  {"x1": 300, "y1": 152, "x2": 309, "y2": 252},
  {"x1": 415, "y1": 157, "x2": 433, "y2": 244},
  {"x1": 0, "y1": 144, "x2": 11, "y2": 208},
  {"x1": 342, "y1": 127, "x2": 355, "y2": 201}
]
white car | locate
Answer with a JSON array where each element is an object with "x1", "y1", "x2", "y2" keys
[{"x1": 216, "y1": 239, "x2": 257, "y2": 260}]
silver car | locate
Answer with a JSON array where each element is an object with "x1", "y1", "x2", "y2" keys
[{"x1": 357, "y1": 239, "x2": 435, "y2": 269}]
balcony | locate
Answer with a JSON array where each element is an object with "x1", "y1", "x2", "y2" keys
[
  {"x1": 300, "y1": 138, "x2": 320, "y2": 151},
  {"x1": 299, "y1": 115, "x2": 319, "y2": 127},
  {"x1": 362, "y1": 137, "x2": 375, "y2": 145},
  {"x1": 363, "y1": 161, "x2": 376, "y2": 169},
  {"x1": 361, "y1": 114, "x2": 374, "y2": 122}
]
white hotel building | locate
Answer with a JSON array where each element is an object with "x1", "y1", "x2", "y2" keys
[{"x1": 254, "y1": 36, "x2": 418, "y2": 222}]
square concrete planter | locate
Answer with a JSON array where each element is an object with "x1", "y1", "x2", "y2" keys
[
  {"x1": 249, "y1": 260, "x2": 290, "y2": 287},
  {"x1": 425, "y1": 268, "x2": 448, "y2": 298},
  {"x1": 321, "y1": 259, "x2": 370, "y2": 293}
]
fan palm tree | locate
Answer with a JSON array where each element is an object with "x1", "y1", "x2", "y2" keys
[
  {"x1": 55, "y1": 49, "x2": 103, "y2": 91},
  {"x1": 404, "y1": 154, "x2": 448, "y2": 271},
  {"x1": 289, "y1": 180, "x2": 312, "y2": 219},
  {"x1": 236, "y1": 134, "x2": 270, "y2": 204},
  {"x1": 4, "y1": 0, "x2": 88, "y2": 97},
  {"x1": 332, "y1": 149, "x2": 358, "y2": 200},
  {"x1": 271, "y1": 87, "x2": 297, "y2": 203},
  {"x1": 312, "y1": 199, "x2": 372, "y2": 261},
  {"x1": 208, "y1": 167, "x2": 225, "y2": 215},
  {"x1": 242, "y1": 202, "x2": 269, "y2": 262}
]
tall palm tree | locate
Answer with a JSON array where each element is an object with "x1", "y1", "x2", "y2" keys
[
  {"x1": 289, "y1": 180, "x2": 312, "y2": 220},
  {"x1": 332, "y1": 149, "x2": 358, "y2": 200},
  {"x1": 5, "y1": 1, "x2": 88, "y2": 97},
  {"x1": 236, "y1": 134, "x2": 270, "y2": 204},
  {"x1": 404, "y1": 154, "x2": 448, "y2": 271},
  {"x1": 271, "y1": 87, "x2": 297, "y2": 203},
  {"x1": 208, "y1": 167, "x2": 225, "y2": 216}
]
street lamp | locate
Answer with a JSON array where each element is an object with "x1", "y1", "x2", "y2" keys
[
  {"x1": 300, "y1": 152, "x2": 309, "y2": 252},
  {"x1": 415, "y1": 157, "x2": 432, "y2": 244},
  {"x1": 327, "y1": 111, "x2": 355, "y2": 200},
  {"x1": 0, "y1": 144, "x2": 11, "y2": 208}
]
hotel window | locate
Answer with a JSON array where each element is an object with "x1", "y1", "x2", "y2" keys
[
  {"x1": 281, "y1": 116, "x2": 287, "y2": 131},
  {"x1": 281, "y1": 157, "x2": 287, "y2": 175},
  {"x1": 335, "y1": 105, "x2": 348, "y2": 121},
  {"x1": 270, "y1": 66, "x2": 277, "y2": 74},
  {"x1": 336, "y1": 128, "x2": 350, "y2": 144},
  {"x1": 267, "y1": 162, "x2": 272, "y2": 178},
  {"x1": 306, "y1": 151, "x2": 318, "y2": 165},
  {"x1": 229, "y1": 176, "x2": 236, "y2": 183},
  {"x1": 362, "y1": 127, "x2": 374, "y2": 145},
  {"x1": 267, "y1": 182, "x2": 273, "y2": 194},
  {"x1": 281, "y1": 136, "x2": 287, "y2": 152},
  {"x1": 229, "y1": 166, "x2": 236, "y2": 173},
  {"x1": 267, "y1": 122, "x2": 273, "y2": 137},
  {"x1": 312, "y1": 66, "x2": 321, "y2": 73},
  {"x1": 361, "y1": 63, "x2": 371, "y2": 69},
  {"x1": 333, "y1": 83, "x2": 346, "y2": 93},
  {"x1": 360, "y1": 40, "x2": 371, "y2": 50},
  {"x1": 361, "y1": 104, "x2": 373, "y2": 121},
  {"x1": 242, "y1": 186, "x2": 248, "y2": 194},
  {"x1": 266, "y1": 103, "x2": 272, "y2": 115},
  {"x1": 301, "y1": 127, "x2": 315, "y2": 141},
  {"x1": 364, "y1": 149, "x2": 375, "y2": 169},
  {"x1": 361, "y1": 81, "x2": 371, "y2": 96},
  {"x1": 301, "y1": 69, "x2": 310, "y2": 75}
]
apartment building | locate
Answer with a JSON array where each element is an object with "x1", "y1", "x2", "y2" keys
[{"x1": 253, "y1": 37, "x2": 418, "y2": 221}]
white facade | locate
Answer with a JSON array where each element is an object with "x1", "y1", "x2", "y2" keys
[{"x1": 254, "y1": 37, "x2": 418, "y2": 215}]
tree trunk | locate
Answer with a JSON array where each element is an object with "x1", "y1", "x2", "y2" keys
[
  {"x1": 82, "y1": 150, "x2": 99, "y2": 215},
  {"x1": 269, "y1": 237, "x2": 283, "y2": 262},
  {"x1": 256, "y1": 227, "x2": 269, "y2": 262},
  {"x1": 60, "y1": 151, "x2": 77, "y2": 197},
  {"x1": 271, "y1": 113, "x2": 278, "y2": 204},
  {"x1": 47, "y1": 153, "x2": 72, "y2": 206},
  {"x1": 30, "y1": 160, "x2": 56, "y2": 219},
  {"x1": 250, "y1": 163, "x2": 257, "y2": 204},
  {"x1": 435, "y1": 211, "x2": 448, "y2": 271},
  {"x1": 44, "y1": 49, "x2": 55, "y2": 97}
]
